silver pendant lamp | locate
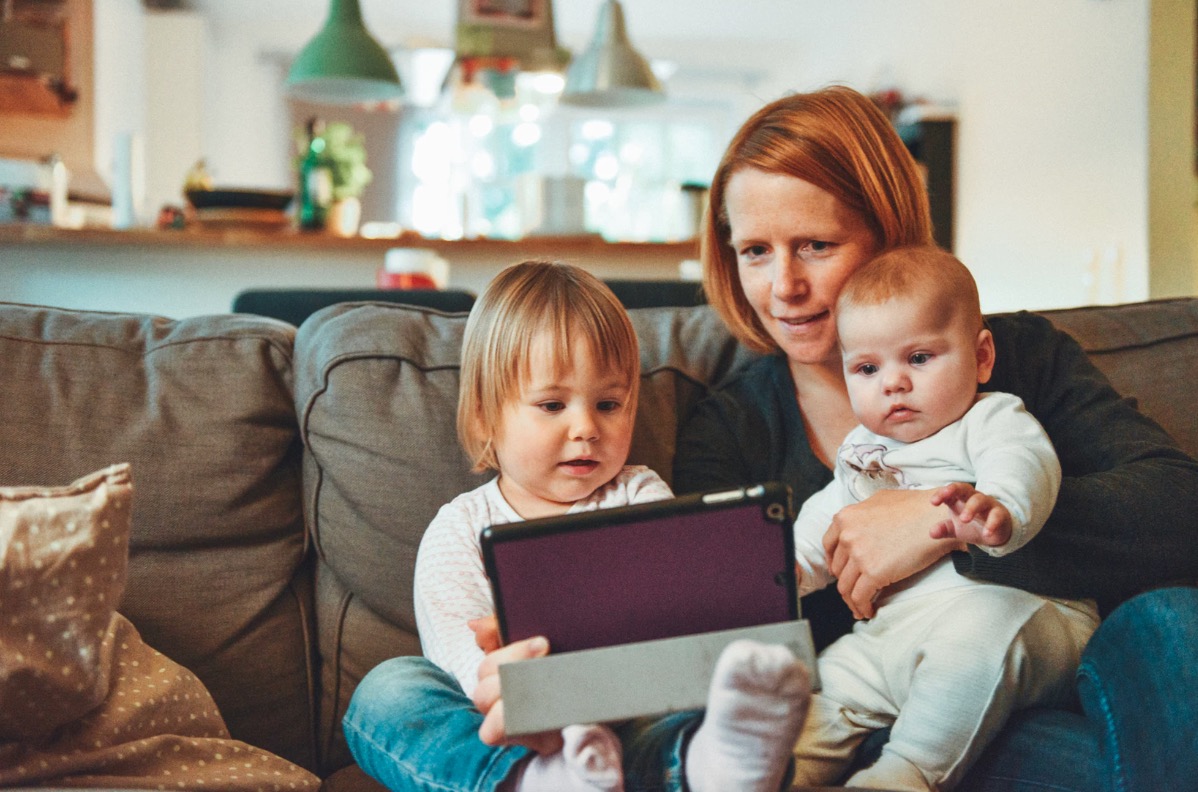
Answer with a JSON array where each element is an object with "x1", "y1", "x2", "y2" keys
[{"x1": 560, "y1": 0, "x2": 664, "y2": 107}]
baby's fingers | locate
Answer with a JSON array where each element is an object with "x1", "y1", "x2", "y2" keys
[
  {"x1": 930, "y1": 482, "x2": 978, "y2": 510},
  {"x1": 929, "y1": 518, "x2": 958, "y2": 540}
]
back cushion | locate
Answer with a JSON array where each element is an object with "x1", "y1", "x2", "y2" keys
[
  {"x1": 294, "y1": 302, "x2": 754, "y2": 772},
  {"x1": 0, "y1": 303, "x2": 315, "y2": 770},
  {"x1": 1037, "y1": 298, "x2": 1198, "y2": 458}
]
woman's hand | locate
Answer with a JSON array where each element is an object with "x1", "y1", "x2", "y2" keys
[
  {"x1": 823, "y1": 489, "x2": 965, "y2": 619},
  {"x1": 467, "y1": 616, "x2": 562, "y2": 754}
]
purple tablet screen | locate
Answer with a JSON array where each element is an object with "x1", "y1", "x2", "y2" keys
[{"x1": 484, "y1": 495, "x2": 796, "y2": 654}]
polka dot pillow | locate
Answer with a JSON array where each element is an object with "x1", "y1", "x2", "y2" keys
[
  {"x1": 0, "y1": 463, "x2": 131, "y2": 741},
  {"x1": 0, "y1": 464, "x2": 319, "y2": 790}
]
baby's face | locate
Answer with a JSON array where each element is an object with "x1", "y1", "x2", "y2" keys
[{"x1": 838, "y1": 295, "x2": 993, "y2": 443}]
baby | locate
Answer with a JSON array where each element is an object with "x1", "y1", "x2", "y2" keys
[{"x1": 788, "y1": 246, "x2": 1100, "y2": 791}]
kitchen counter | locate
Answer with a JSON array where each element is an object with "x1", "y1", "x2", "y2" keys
[{"x1": 0, "y1": 224, "x2": 699, "y2": 318}]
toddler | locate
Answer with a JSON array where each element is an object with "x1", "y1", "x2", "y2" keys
[{"x1": 345, "y1": 260, "x2": 811, "y2": 792}]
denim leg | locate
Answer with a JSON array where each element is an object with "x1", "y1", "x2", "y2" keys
[
  {"x1": 1076, "y1": 586, "x2": 1198, "y2": 792},
  {"x1": 954, "y1": 707, "x2": 1102, "y2": 792},
  {"x1": 343, "y1": 656, "x2": 529, "y2": 792},
  {"x1": 616, "y1": 711, "x2": 703, "y2": 792}
]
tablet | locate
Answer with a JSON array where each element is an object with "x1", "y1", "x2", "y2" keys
[{"x1": 480, "y1": 482, "x2": 798, "y2": 654}]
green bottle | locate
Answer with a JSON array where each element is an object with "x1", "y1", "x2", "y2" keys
[{"x1": 298, "y1": 117, "x2": 333, "y2": 230}]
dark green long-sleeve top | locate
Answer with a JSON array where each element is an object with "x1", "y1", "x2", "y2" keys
[{"x1": 673, "y1": 311, "x2": 1198, "y2": 649}]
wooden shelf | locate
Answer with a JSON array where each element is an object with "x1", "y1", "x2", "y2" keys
[{"x1": 0, "y1": 223, "x2": 699, "y2": 258}]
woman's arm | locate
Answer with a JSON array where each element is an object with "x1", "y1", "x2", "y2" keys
[{"x1": 962, "y1": 313, "x2": 1198, "y2": 611}]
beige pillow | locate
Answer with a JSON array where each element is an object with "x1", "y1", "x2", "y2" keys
[
  {"x1": 0, "y1": 463, "x2": 131, "y2": 741},
  {"x1": 0, "y1": 464, "x2": 320, "y2": 790}
]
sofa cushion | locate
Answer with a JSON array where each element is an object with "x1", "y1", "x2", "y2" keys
[
  {"x1": 294, "y1": 301, "x2": 753, "y2": 772},
  {"x1": 0, "y1": 303, "x2": 315, "y2": 770},
  {"x1": 1036, "y1": 298, "x2": 1198, "y2": 457}
]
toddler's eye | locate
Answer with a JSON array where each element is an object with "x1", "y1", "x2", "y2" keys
[
  {"x1": 910, "y1": 352, "x2": 932, "y2": 365},
  {"x1": 539, "y1": 401, "x2": 565, "y2": 413},
  {"x1": 857, "y1": 363, "x2": 878, "y2": 376},
  {"x1": 597, "y1": 400, "x2": 621, "y2": 412}
]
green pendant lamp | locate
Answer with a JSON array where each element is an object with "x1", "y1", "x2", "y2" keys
[
  {"x1": 560, "y1": 0, "x2": 663, "y2": 107},
  {"x1": 286, "y1": 0, "x2": 403, "y2": 105}
]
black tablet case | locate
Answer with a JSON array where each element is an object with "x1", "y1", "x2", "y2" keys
[{"x1": 481, "y1": 482, "x2": 798, "y2": 654}]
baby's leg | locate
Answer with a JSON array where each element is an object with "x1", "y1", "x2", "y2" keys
[
  {"x1": 685, "y1": 639, "x2": 811, "y2": 792},
  {"x1": 788, "y1": 627, "x2": 897, "y2": 789},
  {"x1": 848, "y1": 588, "x2": 1097, "y2": 792},
  {"x1": 503, "y1": 724, "x2": 624, "y2": 792}
]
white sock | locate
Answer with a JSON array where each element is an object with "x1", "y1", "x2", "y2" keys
[
  {"x1": 507, "y1": 724, "x2": 624, "y2": 792},
  {"x1": 684, "y1": 639, "x2": 812, "y2": 792}
]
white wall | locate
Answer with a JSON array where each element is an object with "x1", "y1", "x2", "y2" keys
[
  {"x1": 183, "y1": 0, "x2": 1174, "y2": 313},
  {"x1": 92, "y1": 0, "x2": 147, "y2": 221},
  {"x1": 143, "y1": 10, "x2": 205, "y2": 217}
]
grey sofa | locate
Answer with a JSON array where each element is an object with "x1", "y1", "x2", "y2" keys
[{"x1": 1, "y1": 294, "x2": 1195, "y2": 790}]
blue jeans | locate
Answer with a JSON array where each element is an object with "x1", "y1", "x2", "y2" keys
[
  {"x1": 346, "y1": 588, "x2": 1197, "y2": 792},
  {"x1": 956, "y1": 586, "x2": 1198, "y2": 792},
  {"x1": 343, "y1": 656, "x2": 701, "y2": 792}
]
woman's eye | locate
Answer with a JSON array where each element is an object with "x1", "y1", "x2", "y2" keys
[
  {"x1": 809, "y1": 240, "x2": 830, "y2": 252},
  {"x1": 910, "y1": 352, "x2": 932, "y2": 365},
  {"x1": 739, "y1": 244, "x2": 768, "y2": 260}
]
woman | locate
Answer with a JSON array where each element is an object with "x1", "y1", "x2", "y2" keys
[
  {"x1": 671, "y1": 84, "x2": 1198, "y2": 790},
  {"x1": 355, "y1": 85, "x2": 1198, "y2": 792}
]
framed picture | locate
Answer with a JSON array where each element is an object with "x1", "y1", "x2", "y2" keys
[{"x1": 462, "y1": 0, "x2": 548, "y2": 31}]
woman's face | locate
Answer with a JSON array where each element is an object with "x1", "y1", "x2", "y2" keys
[{"x1": 724, "y1": 168, "x2": 880, "y2": 368}]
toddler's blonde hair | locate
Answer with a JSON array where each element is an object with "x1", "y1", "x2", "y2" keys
[{"x1": 457, "y1": 260, "x2": 640, "y2": 473}]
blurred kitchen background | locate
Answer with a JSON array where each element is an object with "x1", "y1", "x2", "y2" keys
[{"x1": 1, "y1": 0, "x2": 1195, "y2": 318}]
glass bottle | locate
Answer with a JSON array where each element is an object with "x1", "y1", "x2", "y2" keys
[{"x1": 298, "y1": 117, "x2": 333, "y2": 230}]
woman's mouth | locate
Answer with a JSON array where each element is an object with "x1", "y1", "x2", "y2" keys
[{"x1": 776, "y1": 310, "x2": 828, "y2": 330}]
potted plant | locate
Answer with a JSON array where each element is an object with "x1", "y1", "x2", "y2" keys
[{"x1": 294, "y1": 120, "x2": 372, "y2": 236}]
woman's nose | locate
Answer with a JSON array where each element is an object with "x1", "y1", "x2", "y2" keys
[{"x1": 771, "y1": 258, "x2": 808, "y2": 301}]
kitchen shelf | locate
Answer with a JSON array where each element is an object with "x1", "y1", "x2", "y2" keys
[{"x1": 0, "y1": 223, "x2": 698, "y2": 258}]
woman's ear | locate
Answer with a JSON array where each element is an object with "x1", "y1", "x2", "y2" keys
[{"x1": 976, "y1": 328, "x2": 996, "y2": 384}]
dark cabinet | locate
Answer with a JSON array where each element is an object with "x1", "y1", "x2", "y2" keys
[{"x1": 898, "y1": 116, "x2": 956, "y2": 251}]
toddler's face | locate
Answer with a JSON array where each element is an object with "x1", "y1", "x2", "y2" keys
[
  {"x1": 839, "y1": 295, "x2": 993, "y2": 443},
  {"x1": 493, "y1": 332, "x2": 635, "y2": 519}
]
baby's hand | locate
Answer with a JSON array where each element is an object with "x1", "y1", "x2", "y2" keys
[{"x1": 929, "y1": 483, "x2": 1012, "y2": 548}]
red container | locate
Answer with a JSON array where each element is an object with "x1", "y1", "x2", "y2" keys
[{"x1": 377, "y1": 269, "x2": 438, "y2": 290}]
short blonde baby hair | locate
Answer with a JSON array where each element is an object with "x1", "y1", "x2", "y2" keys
[
  {"x1": 457, "y1": 260, "x2": 640, "y2": 473},
  {"x1": 838, "y1": 245, "x2": 984, "y2": 334}
]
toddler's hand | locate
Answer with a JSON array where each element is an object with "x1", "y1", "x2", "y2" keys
[
  {"x1": 468, "y1": 615, "x2": 501, "y2": 653},
  {"x1": 929, "y1": 483, "x2": 1011, "y2": 547},
  {"x1": 472, "y1": 632, "x2": 562, "y2": 754}
]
